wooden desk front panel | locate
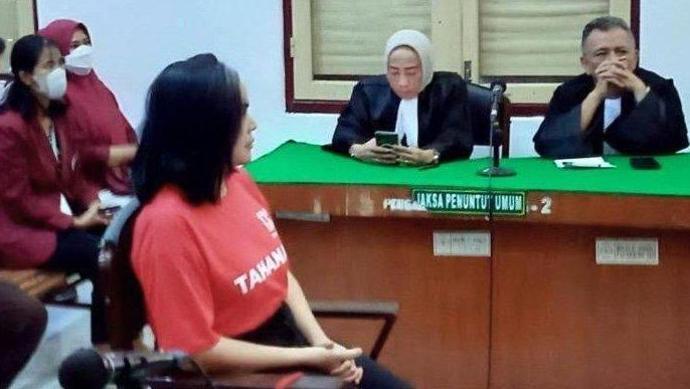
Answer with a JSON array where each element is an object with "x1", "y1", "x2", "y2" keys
[
  {"x1": 261, "y1": 184, "x2": 690, "y2": 230},
  {"x1": 490, "y1": 223, "x2": 690, "y2": 389},
  {"x1": 276, "y1": 216, "x2": 491, "y2": 389},
  {"x1": 263, "y1": 184, "x2": 690, "y2": 388}
]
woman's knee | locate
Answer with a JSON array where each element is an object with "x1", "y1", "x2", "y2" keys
[{"x1": 0, "y1": 284, "x2": 48, "y2": 341}]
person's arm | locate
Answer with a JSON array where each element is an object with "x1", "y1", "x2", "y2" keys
[
  {"x1": 331, "y1": 83, "x2": 375, "y2": 154},
  {"x1": 333, "y1": 82, "x2": 397, "y2": 163},
  {"x1": 606, "y1": 78, "x2": 689, "y2": 154},
  {"x1": 194, "y1": 336, "x2": 361, "y2": 375},
  {"x1": 284, "y1": 271, "x2": 329, "y2": 345},
  {"x1": 70, "y1": 107, "x2": 137, "y2": 168},
  {"x1": 580, "y1": 83, "x2": 607, "y2": 132},
  {"x1": 107, "y1": 114, "x2": 138, "y2": 167},
  {"x1": 196, "y1": 276, "x2": 363, "y2": 379},
  {"x1": 425, "y1": 76, "x2": 473, "y2": 161},
  {"x1": 533, "y1": 84, "x2": 598, "y2": 159},
  {"x1": 279, "y1": 271, "x2": 363, "y2": 383},
  {"x1": 107, "y1": 143, "x2": 138, "y2": 167}
]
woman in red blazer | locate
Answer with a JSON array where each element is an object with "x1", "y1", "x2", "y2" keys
[{"x1": 0, "y1": 35, "x2": 108, "y2": 344}]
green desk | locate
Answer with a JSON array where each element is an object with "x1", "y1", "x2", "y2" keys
[{"x1": 248, "y1": 142, "x2": 690, "y2": 388}]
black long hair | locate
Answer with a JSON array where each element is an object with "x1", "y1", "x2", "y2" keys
[
  {"x1": 0, "y1": 34, "x2": 65, "y2": 119},
  {"x1": 132, "y1": 53, "x2": 243, "y2": 205}
]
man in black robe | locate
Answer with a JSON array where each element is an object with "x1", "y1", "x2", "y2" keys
[{"x1": 533, "y1": 16, "x2": 688, "y2": 158}]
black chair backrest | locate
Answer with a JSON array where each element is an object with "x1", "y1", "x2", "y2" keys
[
  {"x1": 466, "y1": 82, "x2": 510, "y2": 156},
  {"x1": 99, "y1": 199, "x2": 146, "y2": 349}
]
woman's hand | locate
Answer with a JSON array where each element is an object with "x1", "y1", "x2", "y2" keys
[
  {"x1": 391, "y1": 145, "x2": 436, "y2": 165},
  {"x1": 349, "y1": 138, "x2": 397, "y2": 164},
  {"x1": 72, "y1": 201, "x2": 109, "y2": 229},
  {"x1": 318, "y1": 342, "x2": 364, "y2": 384},
  {"x1": 303, "y1": 344, "x2": 363, "y2": 382}
]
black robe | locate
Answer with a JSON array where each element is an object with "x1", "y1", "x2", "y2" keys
[
  {"x1": 533, "y1": 67, "x2": 688, "y2": 158},
  {"x1": 331, "y1": 72, "x2": 473, "y2": 161}
]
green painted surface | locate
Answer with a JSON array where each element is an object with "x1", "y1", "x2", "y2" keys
[{"x1": 247, "y1": 141, "x2": 690, "y2": 197}]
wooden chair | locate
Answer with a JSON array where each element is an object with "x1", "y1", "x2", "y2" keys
[
  {"x1": 100, "y1": 200, "x2": 399, "y2": 362},
  {"x1": 0, "y1": 269, "x2": 88, "y2": 308}
]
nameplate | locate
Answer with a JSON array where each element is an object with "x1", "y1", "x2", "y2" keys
[
  {"x1": 595, "y1": 238, "x2": 659, "y2": 266},
  {"x1": 411, "y1": 189, "x2": 525, "y2": 216}
]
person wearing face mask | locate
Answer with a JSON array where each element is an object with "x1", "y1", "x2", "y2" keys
[
  {"x1": 0, "y1": 35, "x2": 108, "y2": 346},
  {"x1": 533, "y1": 16, "x2": 688, "y2": 158},
  {"x1": 39, "y1": 19, "x2": 138, "y2": 197},
  {"x1": 331, "y1": 29, "x2": 473, "y2": 165}
]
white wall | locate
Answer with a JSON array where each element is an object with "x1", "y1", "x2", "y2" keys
[
  {"x1": 36, "y1": 0, "x2": 336, "y2": 158},
  {"x1": 36, "y1": 0, "x2": 689, "y2": 158},
  {"x1": 640, "y1": 0, "x2": 690, "y2": 115},
  {"x1": 508, "y1": 0, "x2": 690, "y2": 156}
]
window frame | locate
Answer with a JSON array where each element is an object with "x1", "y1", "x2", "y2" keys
[
  {"x1": 0, "y1": 0, "x2": 38, "y2": 76},
  {"x1": 283, "y1": 0, "x2": 640, "y2": 116}
]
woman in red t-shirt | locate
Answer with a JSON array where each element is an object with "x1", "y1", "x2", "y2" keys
[{"x1": 131, "y1": 54, "x2": 409, "y2": 388}]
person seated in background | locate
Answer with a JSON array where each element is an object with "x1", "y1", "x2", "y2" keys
[
  {"x1": 0, "y1": 281, "x2": 48, "y2": 388},
  {"x1": 1, "y1": 37, "x2": 10, "y2": 103},
  {"x1": 533, "y1": 16, "x2": 688, "y2": 159},
  {"x1": 0, "y1": 35, "x2": 108, "y2": 346},
  {"x1": 331, "y1": 29, "x2": 473, "y2": 165},
  {"x1": 0, "y1": 35, "x2": 5, "y2": 63},
  {"x1": 131, "y1": 54, "x2": 410, "y2": 388},
  {"x1": 39, "y1": 19, "x2": 138, "y2": 199}
]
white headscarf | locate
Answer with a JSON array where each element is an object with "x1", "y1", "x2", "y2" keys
[
  {"x1": 384, "y1": 29, "x2": 434, "y2": 91},
  {"x1": 384, "y1": 30, "x2": 434, "y2": 147}
]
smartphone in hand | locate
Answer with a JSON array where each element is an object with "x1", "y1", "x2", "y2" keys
[
  {"x1": 98, "y1": 206, "x2": 121, "y2": 218},
  {"x1": 374, "y1": 131, "x2": 399, "y2": 146}
]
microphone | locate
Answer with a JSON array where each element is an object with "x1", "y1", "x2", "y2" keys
[
  {"x1": 489, "y1": 81, "x2": 506, "y2": 119},
  {"x1": 490, "y1": 80, "x2": 507, "y2": 97},
  {"x1": 478, "y1": 80, "x2": 515, "y2": 177},
  {"x1": 490, "y1": 81, "x2": 506, "y2": 92},
  {"x1": 59, "y1": 348, "x2": 194, "y2": 389}
]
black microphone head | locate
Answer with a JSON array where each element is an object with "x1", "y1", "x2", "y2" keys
[
  {"x1": 490, "y1": 80, "x2": 507, "y2": 93},
  {"x1": 59, "y1": 348, "x2": 111, "y2": 389}
]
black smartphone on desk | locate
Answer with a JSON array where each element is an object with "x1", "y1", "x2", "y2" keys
[{"x1": 630, "y1": 156, "x2": 661, "y2": 169}]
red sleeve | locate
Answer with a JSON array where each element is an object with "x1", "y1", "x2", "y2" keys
[
  {"x1": 0, "y1": 124, "x2": 72, "y2": 230},
  {"x1": 108, "y1": 86, "x2": 138, "y2": 146},
  {"x1": 67, "y1": 106, "x2": 110, "y2": 166},
  {"x1": 70, "y1": 174, "x2": 100, "y2": 206},
  {"x1": 80, "y1": 144, "x2": 110, "y2": 165},
  {"x1": 121, "y1": 111, "x2": 138, "y2": 145},
  {"x1": 132, "y1": 210, "x2": 220, "y2": 354}
]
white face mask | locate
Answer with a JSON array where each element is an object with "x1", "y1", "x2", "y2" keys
[
  {"x1": 65, "y1": 45, "x2": 94, "y2": 75},
  {"x1": 34, "y1": 67, "x2": 67, "y2": 100}
]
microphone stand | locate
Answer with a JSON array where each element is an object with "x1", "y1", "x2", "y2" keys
[{"x1": 478, "y1": 84, "x2": 515, "y2": 177}]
